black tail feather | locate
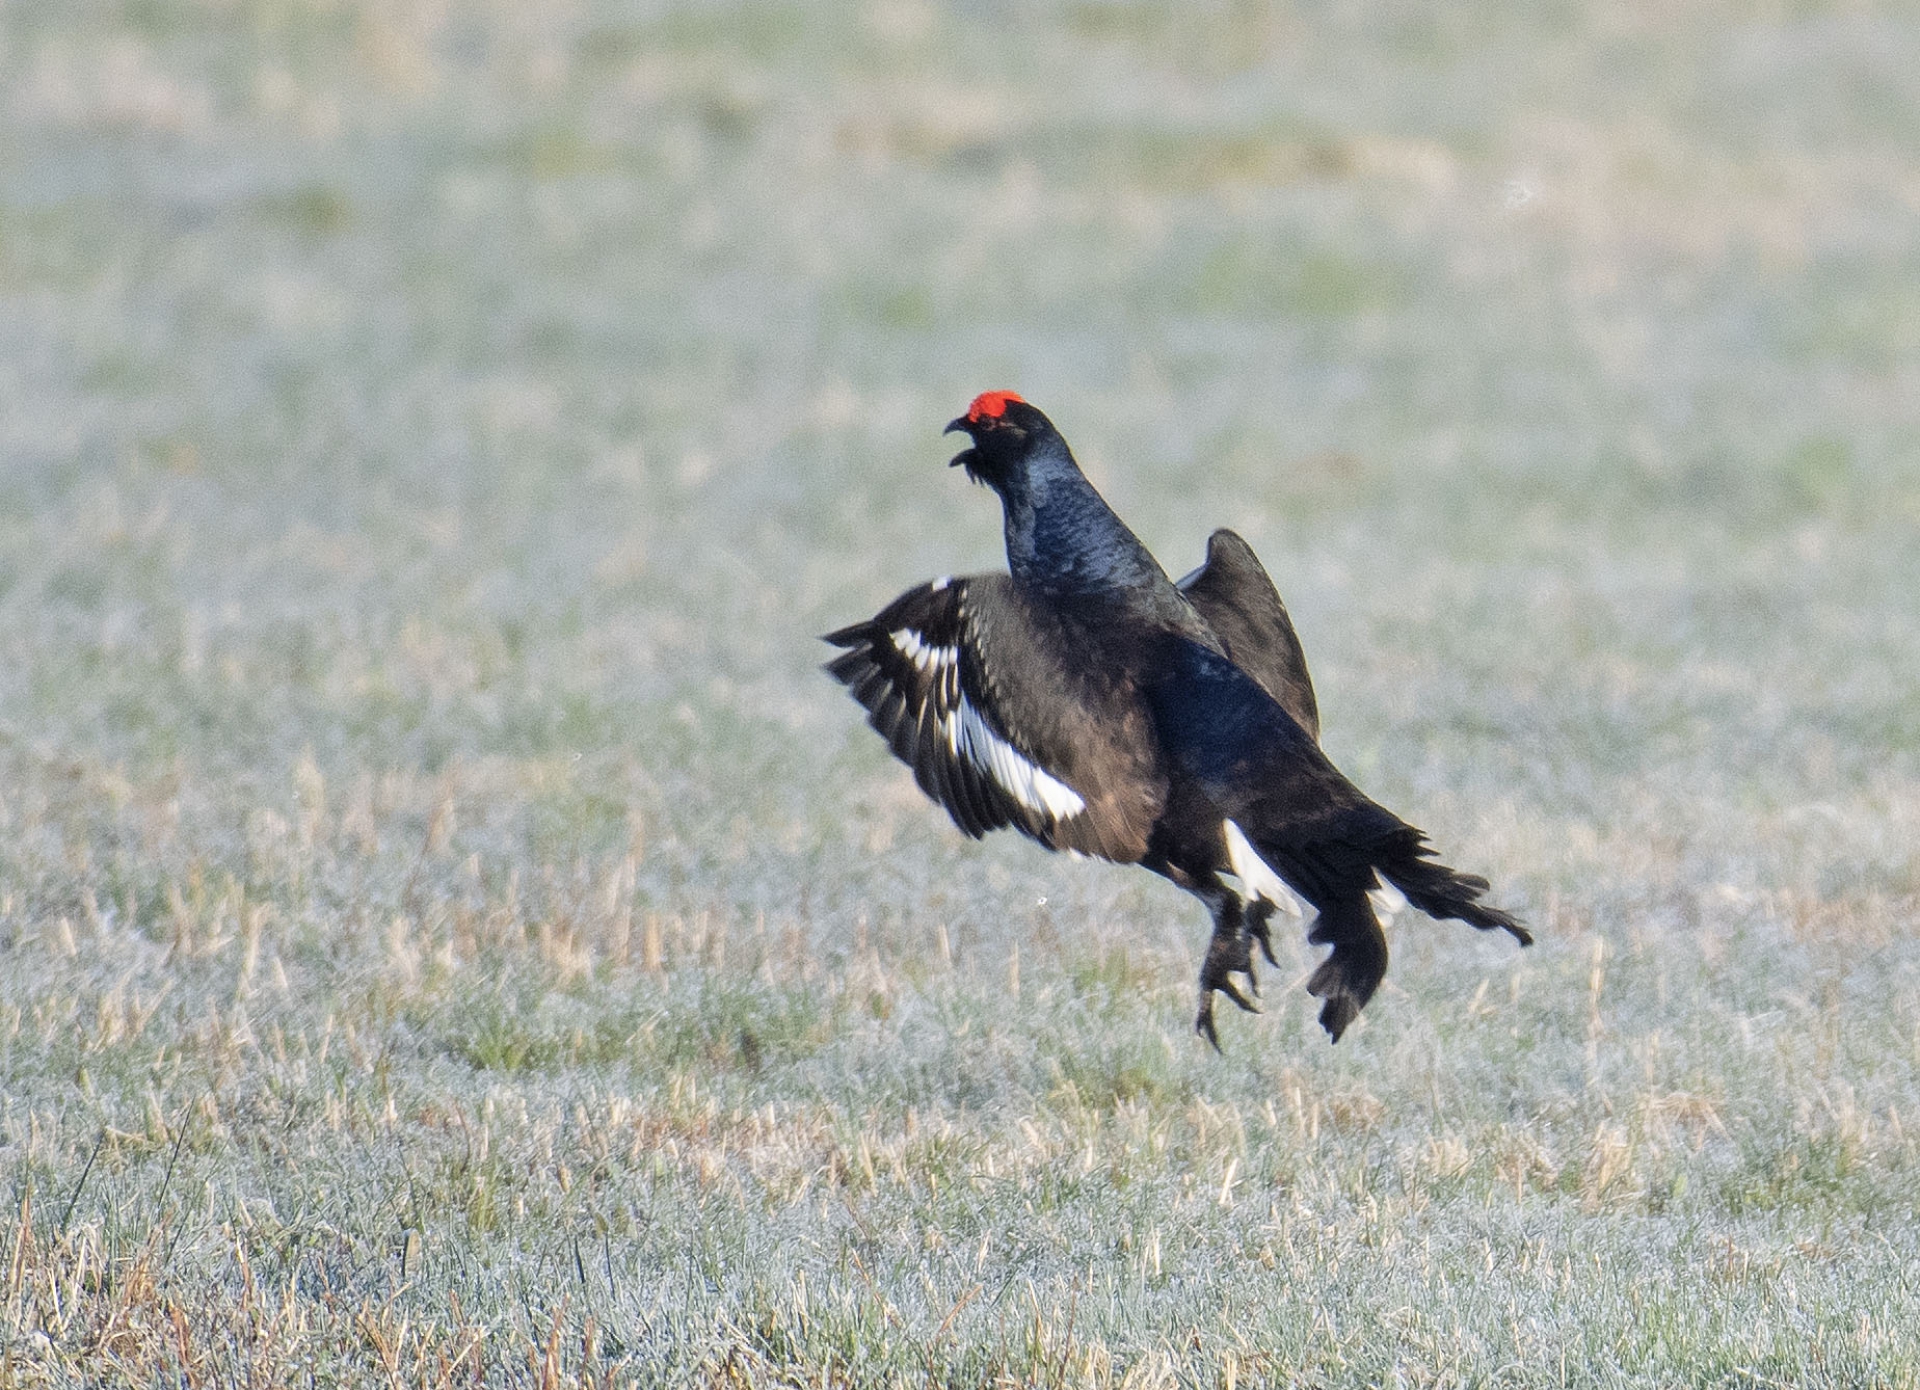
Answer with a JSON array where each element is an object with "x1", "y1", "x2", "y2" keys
[
  {"x1": 1379, "y1": 837, "x2": 1532, "y2": 945},
  {"x1": 1244, "y1": 818, "x2": 1526, "y2": 1041},
  {"x1": 1305, "y1": 897, "x2": 1388, "y2": 1042}
]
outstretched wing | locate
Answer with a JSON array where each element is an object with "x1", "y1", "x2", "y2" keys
[
  {"x1": 824, "y1": 574, "x2": 1163, "y2": 863},
  {"x1": 1177, "y1": 528, "x2": 1320, "y2": 741}
]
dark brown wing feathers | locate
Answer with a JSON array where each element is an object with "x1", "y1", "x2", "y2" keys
[
  {"x1": 1178, "y1": 528, "x2": 1321, "y2": 740},
  {"x1": 825, "y1": 575, "x2": 1164, "y2": 862}
]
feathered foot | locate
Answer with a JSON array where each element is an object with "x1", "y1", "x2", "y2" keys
[
  {"x1": 1245, "y1": 897, "x2": 1282, "y2": 971},
  {"x1": 1195, "y1": 893, "x2": 1260, "y2": 1052}
]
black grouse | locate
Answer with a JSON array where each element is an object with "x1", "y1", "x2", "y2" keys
[{"x1": 825, "y1": 392, "x2": 1529, "y2": 1046}]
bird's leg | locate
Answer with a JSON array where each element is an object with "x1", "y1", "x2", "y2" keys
[
  {"x1": 1195, "y1": 887, "x2": 1258, "y2": 1052},
  {"x1": 1245, "y1": 897, "x2": 1281, "y2": 971}
]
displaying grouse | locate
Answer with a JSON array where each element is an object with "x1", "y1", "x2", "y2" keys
[{"x1": 825, "y1": 392, "x2": 1529, "y2": 1046}]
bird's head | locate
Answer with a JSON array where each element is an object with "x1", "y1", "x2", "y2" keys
[{"x1": 945, "y1": 390, "x2": 1053, "y2": 490}]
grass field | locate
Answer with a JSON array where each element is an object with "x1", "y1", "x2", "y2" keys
[{"x1": 5, "y1": 1, "x2": 1920, "y2": 1384}]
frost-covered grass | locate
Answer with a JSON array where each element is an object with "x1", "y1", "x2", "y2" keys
[{"x1": 5, "y1": 1, "x2": 1920, "y2": 1384}]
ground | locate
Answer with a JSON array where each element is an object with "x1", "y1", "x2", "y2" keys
[{"x1": 3, "y1": 1, "x2": 1920, "y2": 1385}]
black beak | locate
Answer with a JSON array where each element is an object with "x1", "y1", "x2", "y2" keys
[{"x1": 945, "y1": 416, "x2": 976, "y2": 468}]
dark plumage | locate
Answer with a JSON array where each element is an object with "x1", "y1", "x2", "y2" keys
[
  {"x1": 825, "y1": 392, "x2": 1529, "y2": 1046},
  {"x1": 1176, "y1": 528, "x2": 1319, "y2": 741}
]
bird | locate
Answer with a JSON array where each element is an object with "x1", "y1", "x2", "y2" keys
[{"x1": 824, "y1": 391, "x2": 1529, "y2": 1047}]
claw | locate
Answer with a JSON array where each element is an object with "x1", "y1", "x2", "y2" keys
[
  {"x1": 1194, "y1": 892, "x2": 1267, "y2": 1047},
  {"x1": 1216, "y1": 976, "x2": 1259, "y2": 1014},
  {"x1": 1195, "y1": 999, "x2": 1223, "y2": 1053},
  {"x1": 1191, "y1": 883, "x2": 1275, "y2": 1050},
  {"x1": 1196, "y1": 976, "x2": 1258, "y2": 1051}
]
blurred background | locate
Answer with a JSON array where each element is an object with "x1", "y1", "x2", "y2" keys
[
  {"x1": 7, "y1": 0, "x2": 1919, "y2": 828},
  {"x1": 4, "y1": 1, "x2": 1920, "y2": 1381},
  {"x1": 8, "y1": 0, "x2": 1920, "y2": 796}
]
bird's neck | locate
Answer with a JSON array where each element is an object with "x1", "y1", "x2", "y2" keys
[{"x1": 999, "y1": 447, "x2": 1171, "y2": 599}]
